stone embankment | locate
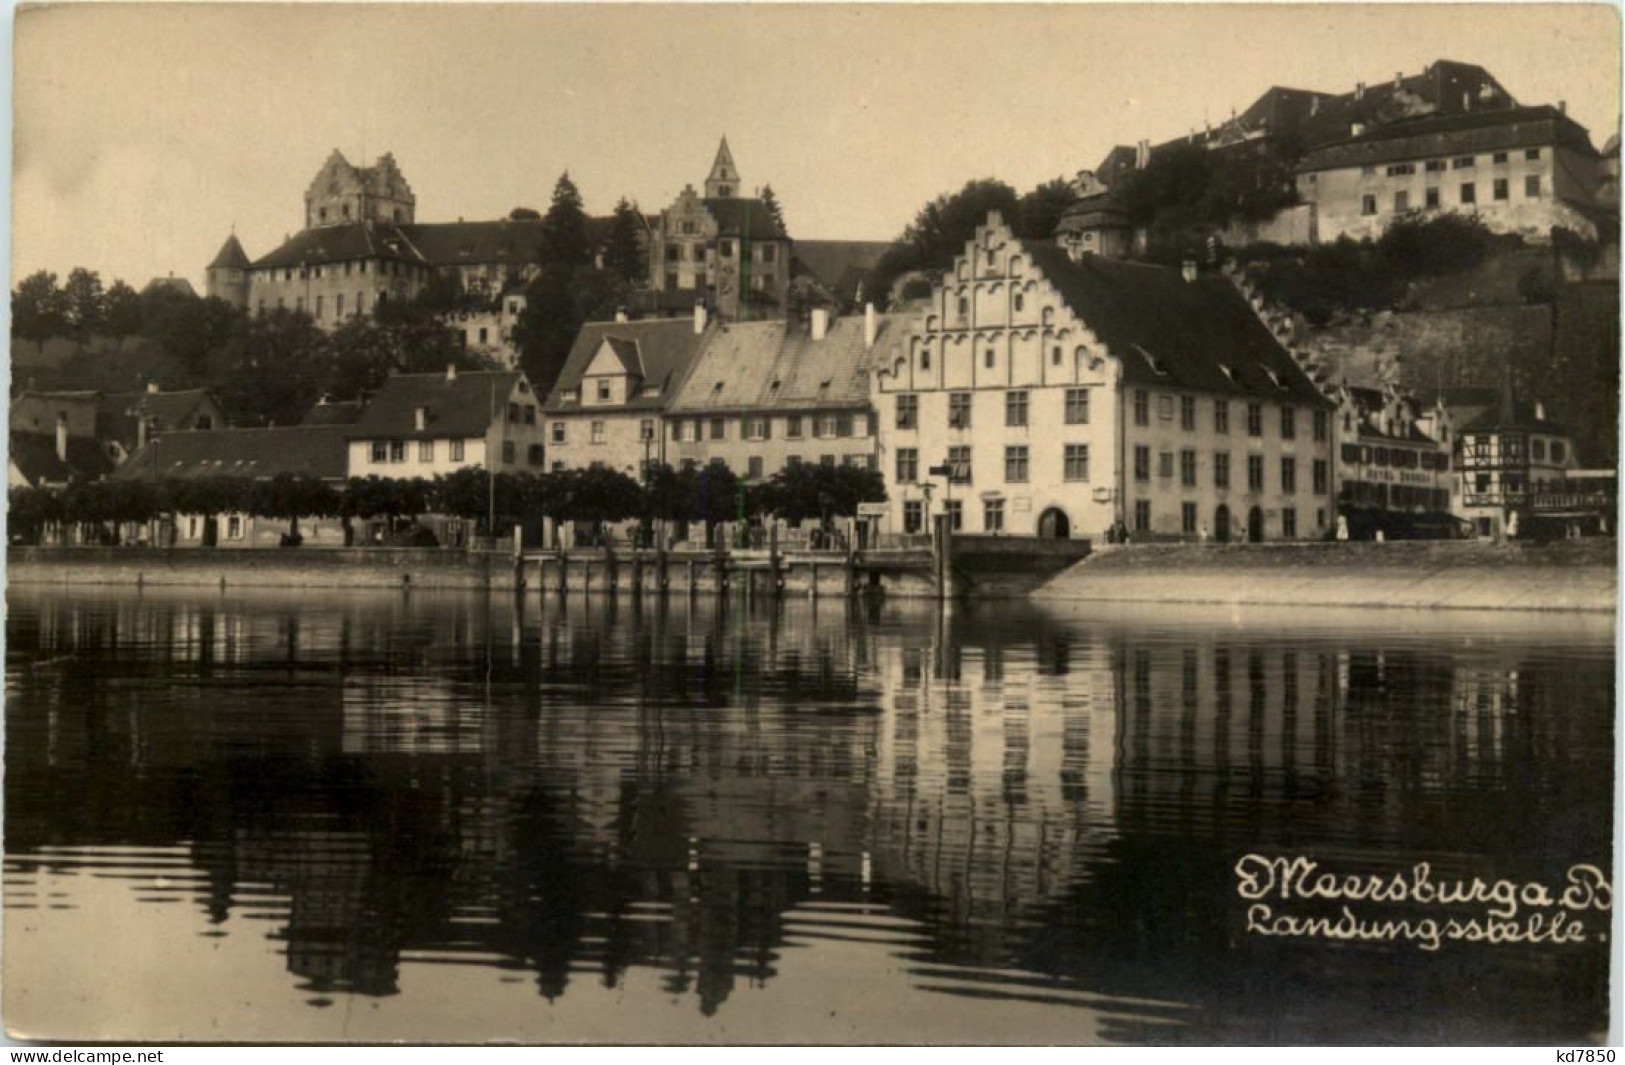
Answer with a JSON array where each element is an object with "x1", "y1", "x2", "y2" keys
[
  {"x1": 7, "y1": 546, "x2": 519, "y2": 591},
  {"x1": 1033, "y1": 540, "x2": 1617, "y2": 613}
]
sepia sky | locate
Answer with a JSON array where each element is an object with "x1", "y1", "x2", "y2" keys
[{"x1": 11, "y1": 3, "x2": 1620, "y2": 293}]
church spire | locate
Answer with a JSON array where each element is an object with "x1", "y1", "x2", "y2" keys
[{"x1": 704, "y1": 136, "x2": 739, "y2": 199}]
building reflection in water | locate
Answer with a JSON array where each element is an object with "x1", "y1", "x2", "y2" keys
[{"x1": 4, "y1": 588, "x2": 1613, "y2": 1041}]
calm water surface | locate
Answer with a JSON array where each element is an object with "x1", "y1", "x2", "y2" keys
[{"x1": 3, "y1": 587, "x2": 1615, "y2": 1043}]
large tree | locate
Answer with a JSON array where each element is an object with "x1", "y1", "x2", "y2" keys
[
  {"x1": 206, "y1": 308, "x2": 329, "y2": 426},
  {"x1": 541, "y1": 171, "x2": 592, "y2": 273},
  {"x1": 863, "y1": 179, "x2": 1020, "y2": 304},
  {"x1": 760, "y1": 184, "x2": 787, "y2": 236},
  {"x1": 62, "y1": 268, "x2": 106, "y2": 341},
  {"x1": 1015, "y1": 178, "x2": 1076, "y2": 241},
  {"x1": 11, "y1": 270, "x2": 69, "y2": 350},
  {"x1": 604, "y1": 197, "x2": 647, "y2": 284},
  {"x1": 102, "y1": 280, "x2": 144, "y2": 346}
]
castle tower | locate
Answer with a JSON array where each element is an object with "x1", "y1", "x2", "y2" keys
[
  {"x1": 304, "y1": 149, "x2": 416, "y2": 229},
  {"x1": 205, "y1": 232, "x2": 251, "y2": 309},
  {"x1": 704, "y1": 136, "x2": 739, "y2": 199}
]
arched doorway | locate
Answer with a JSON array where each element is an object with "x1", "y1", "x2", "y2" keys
[
  {"x1": 1037, "y1": 507, "x2": 1070, "y2": 539},
  {"x1": 1214, "y1": 504, "x2": 1231, "y2": 544},
  {"x1": 1247, "y1": 506, "x2": 1265, "y2": 543}
]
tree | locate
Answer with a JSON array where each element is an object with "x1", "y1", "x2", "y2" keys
[
  {"x1": 1378, "y1": 214, "x2": 1498, "y2": 277},
  {"x1": 102, "y1": 280, "x2": 144, "y2": 345},
  {"x1": 62, "y1": 268, "x2": 106, "y2": 341},
  {"x1": 11, "y1": 270, "x2": 68, "y2": 350},
  {"x1": 247, "y1": 473, "x2": 340, "y2": 543},
  {"x1": 541, "y1": 171, "x2": 592, "y2": 273},
  {"x1": 433, "y1": 468, "x2": 538, "y2": 535},
  {"x1": 8, "y1": 486, "x2": 63, "y2": 544},
  {"x1": 206, "y1": 308, "x2": 329, "y2": 426},
  {"x1": 754, "y1": 463, "x2": 885, "y2": 527},
  {"x1": 760, "y1": 185, "x2": 787, "y2": 236},
  {"x1": 1015, "y1": 178, "x2": 1075, "y2": 241},
  {"x1": 863, "y1": 179, "x2": 1020, "y2": 303},
  {"x1": 512, "y1": 267, "x2": 628, "y2": 398},
  {"x1": 604, "y1": 197, "x2": 647, "y2": 284},
  {"x1": 141, "y1": 286, "x2": 244, "y2": 376}
]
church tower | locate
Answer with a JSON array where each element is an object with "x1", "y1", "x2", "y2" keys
[
  {"x1": 205, "y1": 232, "x2": 251, "y2": 309},
  {"x1": 704, "y1": 136, "x2": 739, "y2": 199}
]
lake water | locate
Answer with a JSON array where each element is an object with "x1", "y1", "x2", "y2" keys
[{"x1": 3, "y1": 586, "x2": 1615, "y2": 1044}]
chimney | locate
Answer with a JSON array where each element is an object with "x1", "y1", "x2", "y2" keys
[
  {"x1": 1181, "y1": 260, "x2": 1198, "y2": 283},
  {"x1": 414, "y1": 405, "x2": 428, "y2": 432},
  {"x1": 1135, "y1": 139, "x2": 1150, "y2": 169},
  {"x1": 1535, "y1": 401, "x2": 1547, "y2": 422},
  {"x1": 864, "y1": 302, "x2": 878, "y2": 349},
  {"x1": 1394, "y1": 71, "x2": 1403, "y2": 90},
  {"x1": 446, "y1": 363, "x2": 458, "y2": 382},
  {"x1": 1355, "y1": 82, "x2": 1365, "y2": 101},
  {"x1": 693, "y1": 302, "x2": 708, "y2": 335},
  {"x1": 146, "y1": 381, "x2": 160, "y2": 394},
  {"x1": 1558, "y1": 100, "x2": 1567, "y2": 115},
  {"x1": 55, "y1": 414, "x2": 68, "y2": 463},
  {"x1": 137, "y1": 417, "x2": 150, "y2": 450},
  {"x1": 1310, "y1": 95, "x2": 1320, "y2": 116},
  {"x1": 810, "y1": 307, "x2": 829, "y2": 342},
  {"x1": 614, "y1": 307, "x2": 629, "y2": 323}
]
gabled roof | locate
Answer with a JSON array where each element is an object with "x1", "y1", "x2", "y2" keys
[
  {"x1": 399, "y1": 220, "x2": 548, "y2": 269},
  {"x1": 97, "y1": 388, "x2": 221, "y2": 448},
  {"x1": 588, "y1": 336, "x2": 646, "y2": 379},
  {"x1": 9, "y1": 431, "x2": 117, "y2": 487},
  {"x1": 1023, "y1": 242, "x2": 1330, "y2": 405},
  {"x1": 1299, "y1": 105, "x2": 1598, "y2": 173},
  {"x1": 544, "y1": 319, "x2": 710, "y2": 413},
  {"x1": 209, "y1": 234, "x2": 251, "y2": 270},
  {"x1": 113, "y1": 425, "x2": 349, "y2": 482},
  {"x1": 1460, "y1": 400, "x2": 1568, "y2": 436},
  {"x1": 251, "y1": 222, "x2": 427, "y2": 270},
  {"x1": 703, "y1": 198, "x2": 787, "y2": 240},
  {"x1": 344, "y1": 371, "x2": 523, "y2": 440},
  {"x1": 668, "y1": 314, "x2": 903, "y2": 415}
]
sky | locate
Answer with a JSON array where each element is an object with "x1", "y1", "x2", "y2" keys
[{"x1": 11, "y1": 3, "x2": 1621, "y2": 293}]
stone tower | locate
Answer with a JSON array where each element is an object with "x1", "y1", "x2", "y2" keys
[
  {"x1": 205, "y1": 233, "x2": 251, "y2": 309},
  {"x1": 304, "y1": 149, "x2": 416, "y2": 229},
  {"x1": 704, "y1": 137, "x2": 739, "y2": 199}
]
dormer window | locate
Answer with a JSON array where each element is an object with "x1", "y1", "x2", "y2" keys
[{"x1": 597, "y1": 380, "x2": 611, "y2": 402}]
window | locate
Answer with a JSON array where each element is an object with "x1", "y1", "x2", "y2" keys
[
  {"x1": 1133, "y1": 500, "x2": 1151, "y2": 532},
  {"x1": 1525, "y1": 148, "x2": 1542, "y2": 161},
  {"x1": 336, "y1": 294, "x2": 345, "y2": 317},
  {"x1": 591, "y1": 421, "x2": 606, "y2": 444},
  {"x1": 1493, "y1": 151, "x2": 1509, "y2": 164},
  {"x1": 1361, "y1": 194, "x2": 1377, "y2": 217},
  {"x1": 692, "y1": 244, "x2": 706, "y2": 262},
  {"x1": 640, "y1": 419, "x2": 655, "y2": 442},
  {"x1": 1064, "y1": 444, "x2": 1089, "y2": 482},
  {"x1": 762, "y1": 244, "x2": 776, "y2": 263},
  {"x1": 1385, "y1": 163, "x2": 1415, "y2": 176},
  {"x1": 903, "y1": 500, "x2": 923, "y2": 534},
  {"x1": 1453, "y1": 156, "x2": 1475, "y2": 169},
  {"x1": 836, "y1": 413, "x2": 854, "y2": 438},
  {"x1": 983, "y1": 498, "x2": 1005, "y2": 532},
  {"x1": 508, "y1": 402, "x2": 521, "y2": 423},
  {"x1": 1282, "y1": 508, "x2": 1297, "y2": 538},
  {"x1": 524, "y1": 406, "x2": 536, "y2": 426},
  {"x1": 949, "y1": 392, "x2": 971, "y2": 429},
  {"x1": 957, "y1": 296, "x2": 969, "y2": 319},
  {"x1": 1158, "y1": 451, "x2": 1174, "y2": 479},
  {"x1": 371, "y1": 441, "x2": 388, "y2": 464},
  {"x1": 450, "y1": 440, "x2": 465, "y2": 462},
  {"x1": 1394, "y1": 190, "x2": 1409, "y2": 212},
  {"x1": 1214, "y1": 400, "x2": 1229, "y2": 434},
  {"x1": 1532, "y1": 439, "x2": 1547, "y2": 461},
  {"x1": 1133, "y1": 389, "x2": 1149, "y2": 426},
  {"x1": 948, "y1": 445, "x2": 972, "y2": 483},
  {"x1": 984, "y1": 349, "x2": 995, "y2": 369},
  {"x1": 1134, "y1": 445, "x2": 1150, "y2": 482},
  {"x1": 1247, "y1": 403, "x2": 1263, "y2": 437},
  {"x1": 1281, "y1": 456, "x2": 1297, "y2": 494},
  {"x1": 528, "y1": 444, "x2": 545, "y2": 465},
  {"x1": 746, "y1": 416, "x2": 770, "y2": 441},
  {"x1": 389, "y1": 440, "x2": 405, "y2": 463},
  {"x1": 1280, "y1": 406, "x2": 1296, "y2": 439},
  {"x1": 747, "y1": 456, "x2": 763, "y2": 480},
  {"x1": 1180, "y1": 395, "x2": 1196, "y2": 430},
  {"x1": 1425, "y1": 160, "x2": 1447, "y2": 173},
  {"x1": 719, "y1": 240, "x2": 733, "y2": 258},
  {"x1": 896, "y1": 394, "x2": 918, "y2": 429},
  {"x1": 1313, "y1": 458, "x2": 1329, "y2": 495},
  {"x1": 1461, "y1": 182, "x2": 1477, "y2": 205},
  {"x1": 1214, "y1": 451, "x2": 1231, "y2": 488},
  {"x1": 1313, "y1": 409, "x2": 1328, "y2": 442},
  {"x1": 1065, "y1": 388, "x2": 1089, "y2": 424},
  {"x1": 1180, "y1": 449, "x2": 1197, "y2": 487},
  {"x1": 1004, "y1": 445, "x2": 1029, "y2": 483},
  {"x1": 666, "y1": 244, "x2": 680, "y2": 263},
  {"x1": 1493, "y1": 178, "x2": 1509, "y2": 201},
  {"x1": 418, "y1": 440, "x2": 434, "y2": 462},
  {"x1": 944, "y1": 499, "x2": 963, "y2": 531},
  {"x1": 551, "y1": 422, "x2": 566, "y2": 444},
  {"x1": 1005, "y1": 391, "x2": 1029, "y2": 427},
  {"x1": 1247, "y1": 455, "x2": 1264, "y2": 491},
  {"x1": 1552, "y1": 441, "x2": 1566, "y2": 462},
  {"x1": 1525, "y1": 175, "x2": 1541, "y2": 198},
  {"x1": 1426, "y1": 187, "x2": 1441, "y2": 209},
  {"x1": 227, "y1": 516, "x2": 242, "y2": 540},
  {"x1": 820, "y1": 455, "x2": 835, "y2": 468},
  {"x1": 786, "y1": 415, "x2": 803, "y2": 439},
  {"x1": 1182, "y1": 502, "x2": 1198, "y2": 535},
  {"x1": 786, "y1": 455, "x2": 801, "y2": 468},
  {"x1": 710, "y1": 417, "x2": 726, "y2": 440},
  {"x1": 596, "y1": 381, "x2": 611, "y2": 402},
  {"x1": 1052, "y1": 345, "x2": 1062, "y2": 366},
  {"x1": 502, "y1": 440, "x2": 516, "y2": 464},
  {"x1": 896, "y1": 447, "x2": 919, "y2": 483},
  {"x1": 1014, "y1": 293, "x2": 1025, "y2": 313}
]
